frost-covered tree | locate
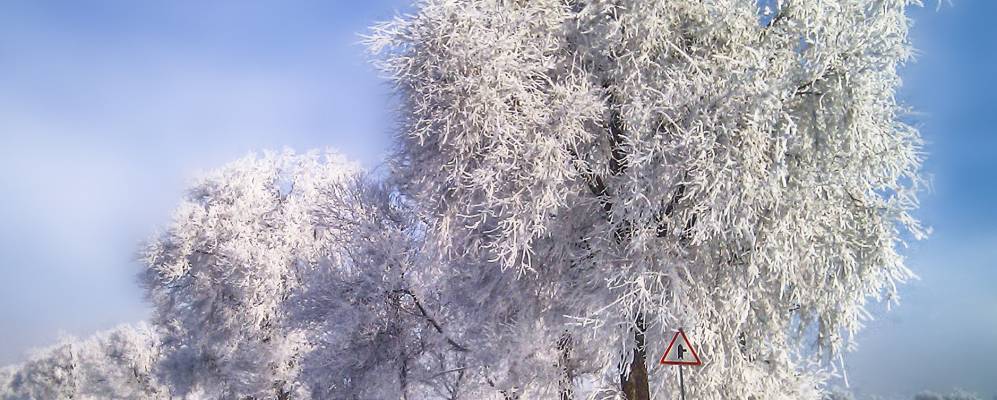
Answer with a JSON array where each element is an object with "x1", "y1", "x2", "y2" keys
[
  {"x1": 142, "y1": 150, "x2": 496, "y2": 399},
  {"x1": 2, "y1": 341, "x2": 79, "y2": 399},
  {"x1": 0, "y1": 367, "x2": 11, "y2": 398},
  {"x1": 73, "y1": 323, "x2": 167, "y2": 399},
  {"x1": 292, "y1": 174, "x2": 471, "y2": 399},
  {"x1": 0, "y1": 323, "x2": 166, "y2": 400},
  {"x1": 369, "y1": 0, "x2": 924, "y2": 398},
  {"x1": 140, "y1": 151, "x2": 359, "y2": 399}
]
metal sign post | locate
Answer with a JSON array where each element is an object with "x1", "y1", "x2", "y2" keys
[
  {"x1": 678, "y1": 365, "x2": 686, "y2": 400},
  {"x1": 660, "y1": 329, "x2": 701, "y2": 399}
]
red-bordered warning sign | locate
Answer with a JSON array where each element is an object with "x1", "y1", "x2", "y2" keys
[{"x1": 659, "y1": 329, "x2": 702, "y2": 366}]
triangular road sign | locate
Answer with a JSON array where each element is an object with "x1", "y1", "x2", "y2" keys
[{"x1": 659, "y1": 329, "x2": 702, "y2": 366}]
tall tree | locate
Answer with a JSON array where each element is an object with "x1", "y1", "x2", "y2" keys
[{"x1": 369, "y1": 0, "x2": 924, "y2": 398}]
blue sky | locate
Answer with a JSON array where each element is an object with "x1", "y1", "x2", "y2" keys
[
  {"x1": 0, "y1": 0, "x2": 406, "y2": 365},
  {"x1": 0, "y1": 1, "x2": 993, "y2": 398},
  {"x1": 844, "y1": 2, "x2": 997, "y2": 398}
]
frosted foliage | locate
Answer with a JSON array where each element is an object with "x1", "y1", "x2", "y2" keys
[
  {"x1": 289, "y1": 167, "x2": 589, "y2": 398},
  {"x1": 0, "y1": 323, "x2": 167, "y2": 400},
  {"x1": 292, "y1": 174, "x2": 513, "y2": 399},
  {"x1": 0, "y1": 368, "x2": 10, "y2": 397},
  {"x1": 371, "y1": 0, "x2": 924, "y2": 398},
  {"x1": 141, "y1": 151, "x2": 358, "y2": 399},
  {"x1": 140, "y1": 150, "x2": 488, "y2": 398},
  {"x1": 292, "y1": 176, "x2": 431, "y2": 399}
]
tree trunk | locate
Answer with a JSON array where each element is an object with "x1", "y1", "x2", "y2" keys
[
  {"x1": 400, "y1": 355, "x2": 410, "y2": 400},
  {"x1": 620, "y1": 315, "x2": 650, "y2": 400},
  {"x1": 557, "y1": 332, "x2": 575, "y2": 400}
]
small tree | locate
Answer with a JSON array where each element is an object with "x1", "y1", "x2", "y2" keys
[
  {"x1": 141, "y1": 151, "x2": 485, "y2": 399},
  {"x1": 291, "y1": 174, "x2": 464, "y2": 399},
  {"x1": 141, "y1": 150, "x2": 358, "y2": 399},
  {"x1": 1, "y1": 342, "x2": 78, "y2": 400},
  {"x1": 0, "y1": 323, "x2": 166, "y2": 399},
  {"x1": 369, "y1": 0, "x2": 924, "y2": 398}
]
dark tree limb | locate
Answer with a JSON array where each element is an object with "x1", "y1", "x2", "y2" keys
[{"x1": 393, "y1": 289, "x2": 469, "y2": 353}]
